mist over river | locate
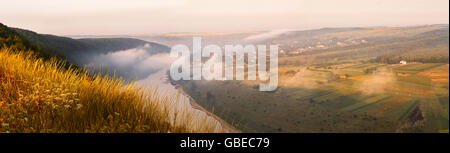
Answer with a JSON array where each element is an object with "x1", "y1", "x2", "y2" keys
[{"x1": 79, "y1": 43, "x2": 229, "y2": 132}]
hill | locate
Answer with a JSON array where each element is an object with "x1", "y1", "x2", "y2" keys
[
  {"x1": 1, "y1": 23, "x2": 228, "y2": 133},
  {"x1": 0, "y1": 48, "x2": 227, "y2": 132},
  {"x1": 1, "y1": 23, "x2": 169, "y2": 64},
  {"x1": 269, "y1": 25, "x2": 449, "y2": 66}
]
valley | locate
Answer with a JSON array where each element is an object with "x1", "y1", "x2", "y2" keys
[
  {"x1": 2, "y1": 22, "x2": 448, "y2": 133},
  {"x1": 172, "y1": 25, "x2": 449, "y2": 133}
]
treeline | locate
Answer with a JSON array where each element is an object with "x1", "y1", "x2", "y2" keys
[
  {"x1": 0, "y1": 23, "x2": 44, "y2": 54},
  {"x1": 1, "y1": 23, "x2": 76, "y2": 69},
  {"x1": 374, "y1": 55, "x2": 449, "y2": 64},
  {"x1": 1, "y1": 22, "x2": 170, "y2": 69}
]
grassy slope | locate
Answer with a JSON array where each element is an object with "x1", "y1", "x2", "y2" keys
[
  {"x1": 1, "y1": 23, "x2": 229, "y2": 133},
  {"x1": 0, "y1": 49, "x2": 227, "y2": 133}
]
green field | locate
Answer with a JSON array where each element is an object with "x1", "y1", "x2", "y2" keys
[
  {"x1": 177, "y1": 62, "x2": 449, "y2": 133},
  {"x1": 175, "y1": 25, "x2": 449, "y2": 133}
]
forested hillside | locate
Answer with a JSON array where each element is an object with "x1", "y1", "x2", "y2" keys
[{"x1": 1, "y1": 23, "x2": 169, "y2": 64}]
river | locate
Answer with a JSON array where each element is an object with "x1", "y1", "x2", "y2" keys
[{"x1": 83, "y1": 45, "x2": 237, "y2": 132}]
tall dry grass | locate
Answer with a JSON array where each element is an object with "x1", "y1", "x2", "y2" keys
[{"x1": 0, "y1": 48, "x2": 228, "y2": 133}]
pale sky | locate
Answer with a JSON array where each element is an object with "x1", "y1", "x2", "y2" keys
[{"x1": 0, "y1": 0, "x2": 448, "y2": 35}]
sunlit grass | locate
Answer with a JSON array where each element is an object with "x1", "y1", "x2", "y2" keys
[{"x1": 0, "y1": 48, "x2": 229, "y2": 133}]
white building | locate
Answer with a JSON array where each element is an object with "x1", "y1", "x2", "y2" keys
[{"x1": 400, "y1": 60, "x2": 407, "y2": 64}]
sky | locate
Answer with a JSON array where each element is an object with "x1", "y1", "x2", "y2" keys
[{"x1": 0, "y1": 0, "x2": 448, "y2": 35}]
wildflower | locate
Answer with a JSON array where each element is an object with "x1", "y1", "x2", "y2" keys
[
  {"x1": 107, "y1": 114, "x2": 114, "y2": 120},
  {"x1": 1, "y1": 123, "x2": 9, "y2": 127},
  {"x1": 54, "y1": 97, "x2": 62, "y2": 102},
  {"x1": 76, "y1": 104, "x2": 83, "y2": 110},
  {"x1": 64, "y1": 104, "x2": 71, "y2": 109}
]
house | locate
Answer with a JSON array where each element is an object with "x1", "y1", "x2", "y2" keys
[
  {"x1": 400, "y1": 60, "x2": 407, "y2": 65},
  {"x1": 336, "y1": 42, "x2": 348, "y2": 47},
  {"x1": 316, "y1": 44, "x2": 325, "y2": 48}
]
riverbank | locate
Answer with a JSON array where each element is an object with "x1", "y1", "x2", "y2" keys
[{"x1": 136, "y1": 68, "x2": 240, "y2": 133}]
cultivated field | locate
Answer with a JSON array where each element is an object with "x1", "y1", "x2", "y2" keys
[{"x1": 177, "y1": 62, "x2": 449, "y2": 132}]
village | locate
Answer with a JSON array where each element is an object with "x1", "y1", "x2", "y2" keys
[{"x1": 278, "y1": 39, "x2": 369, "y2": 56}]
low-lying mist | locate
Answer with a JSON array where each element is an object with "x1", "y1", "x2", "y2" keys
[
  {"x1": 244, "y1": 29, "x2": 292, "y2": 42},
  {"x1": 356, "y1": 68, "x2": 396, "y2": 95},
  {"x1": 83, "y1": 44, "x2": 175, "y2": 81}
]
